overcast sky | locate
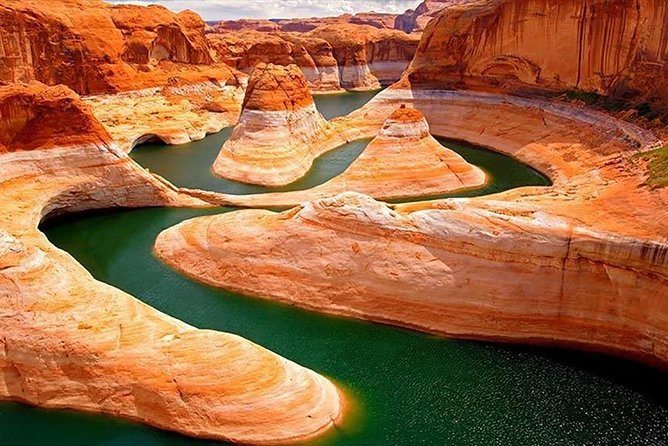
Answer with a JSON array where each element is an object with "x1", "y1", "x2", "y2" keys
[{"x1": 109, "y1": 0, "x2": 422, "y2": 21}]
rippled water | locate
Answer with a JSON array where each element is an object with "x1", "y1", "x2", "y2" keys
[{"x1": 2, "y1": 91, "x2": 666, "y2": 446}]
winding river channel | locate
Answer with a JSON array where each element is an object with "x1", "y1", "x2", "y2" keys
[{"x1": 2, "y1": 92, "x2": 667, "y2": 445}]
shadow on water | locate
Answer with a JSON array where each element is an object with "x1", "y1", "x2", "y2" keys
[{"x1": 3, "y1": 91, "x2": 666, "y2": 446}]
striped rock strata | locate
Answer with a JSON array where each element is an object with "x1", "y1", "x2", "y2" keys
[
  {"x1": 156, "y1": 87, "x2": 668, "y2": 369},
  {"x1": 85, "y1": 78, "x2": 245, "y2": 152},
  {"x1": 213, "y1": 63, "x2": 337, "y2": 186},
  {"x1": 220, "y1": 106, "x2": 486, "y2": 207},
  {"x1": 0, "y1": 83, "x2": 342, "y2": 444}
]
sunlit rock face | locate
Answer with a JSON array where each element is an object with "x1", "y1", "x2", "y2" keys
[
  {"x1": 403, "y1": 0, "x2": 668, "y2": 119},
  {"x1": 216, "y1": 105, "x2": 487, "y2": 208},
  {"x1": 213, "y1": 63, "x2": 331, "y2": 186},
  {"x1": 0, "y1": 81, "x2": 343, "y2": 445},
  {"x1": 0, "y1": 0, "x2": 238, "y2": 94},
  {"x1": 309, "y1": 24, "x2": 421, "y2": 90},
  {"x1": 206, "y1": 22, "x2": 420, "y2": 92},
  {"x1": 394, "y1": 0, "x2": 472, "y2": 33}
]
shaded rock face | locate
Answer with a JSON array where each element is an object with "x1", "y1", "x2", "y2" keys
[
  {"x1": 405, "y1": 0, "x2": 668, "y2": 118},
  {"x1": 0, "y1": 0, "x2": 229, "y2": 94},
  {"x1": 307, "y1": 25, "x2": 421, "y2": 90},
  {"x1": 208, "y1": 31, "x2": 342, "y2": 92},
  {"x1": 0, "y1": 83, "x2": 112, "y2": 152},
  {"x1": 210, "y1": 19, "x2": 281, "y2": 33}
]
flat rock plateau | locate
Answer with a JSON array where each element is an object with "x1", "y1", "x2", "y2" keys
[{"x1": 0, "y1": 0, "x2": 667, "y2": 444}]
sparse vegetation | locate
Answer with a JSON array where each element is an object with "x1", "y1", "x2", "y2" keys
[{"x1": 634, "y1": 145, "x2": 668, "y2": 188}]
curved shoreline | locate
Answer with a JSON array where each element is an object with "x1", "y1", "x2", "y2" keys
[{"x1": 155, "y1": 87, "x2": 668, "y2": 369}]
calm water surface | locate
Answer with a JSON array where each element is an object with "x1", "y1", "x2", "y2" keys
[{"x1": 2, "y1": 91, "x2": 666, "y2": 446}]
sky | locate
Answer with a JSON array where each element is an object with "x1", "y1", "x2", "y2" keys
[{"x1": 108, "y1": 0, "x2": 423, "y2": 21}]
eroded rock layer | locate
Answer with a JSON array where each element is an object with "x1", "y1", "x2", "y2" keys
[
  {"x1": 213, "y1": 63, "x2": 334, "y2": 186},
  {"x1": 207, "y1": 24, "x2": 420, "y2": 92},
  {"x1": 221, "y1": 106, "x2": 486, "y2": 207},
  {"x1": 156, "y1": 87, "x2": 668, "y2": 369},
  {"x1": 0, "y1": 0, "x2": 239, "y2": 94},
  {"x1": 0, "y1": 82, "x2": 342, "y2": 444},
  {"x1": 404, "y1": 0, "x2": 668, "y2": 119}
]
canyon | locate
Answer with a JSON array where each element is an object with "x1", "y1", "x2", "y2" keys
[{"x1": 0, "y1": 0, "x2": 667, "y2": 444}]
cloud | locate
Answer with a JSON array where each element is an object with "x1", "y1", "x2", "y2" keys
[{"x1": 108, "y1": 0, "x2": 422, "y2": 21}]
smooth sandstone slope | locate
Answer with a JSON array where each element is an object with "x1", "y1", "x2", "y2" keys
[
  {"x1": 404, "y1": 0, "x2": 668, "y2": 120},
  {"x1": 156, "y1": 84, "x2": 668, "y2": 369},
  {"x1": 220, "y1": 106, "x2": 486, "y2": 207},
  {"x1": 0, "y1": 83, "x2": 342, "y2": 444},
  {"x1": 213, "y1": 63, "x2": 347, "y2": 186}
]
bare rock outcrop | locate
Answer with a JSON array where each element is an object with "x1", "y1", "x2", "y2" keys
[
  {"x1": 403, "y1": 0, "x2": 668, "y2": 120},
  {"x1": 221, "y1": 105, "x2": 486, "y2": 207},
  {"x1": 0, "y1": 82, "x2": 343, "y2": 444},
  {"x1": 156, "y1": 86, "x2": 668, "y2": 369},
  {"x1": 213, "y1": 63, "x2": 333, "y2": 186},
  {"x1": 0, "y1": 0, "x2": 238, "y2": 94},
  {"x1": 395, "y1": 0, "x2": 473, "y2": 33}
]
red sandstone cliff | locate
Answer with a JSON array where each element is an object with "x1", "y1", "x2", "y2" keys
[
  {"x1": 403, "y1": 0, "x2": 668, "y2": 119},
  {"x1": 0, "y1": 0, "x2": 238, "y2": 94},
  {"x1": 0, "y1": 83, "x2": 112, "y2": 152},
  {"x1": 394, "y1": 0, "x2": 472, "y2": 33}
]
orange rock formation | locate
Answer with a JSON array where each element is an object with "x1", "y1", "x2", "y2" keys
[
  {"x1": 309, "y1": 25, "x2": 421, "y2": 90},
  {"x1": 404, "y1": 0, "x2": 668, "y2": 119},
  {"x1": 220, "y1": 106, "x2": 486, "y2": 207},
  {"x1": 0, "y1": 82, "x2": 342, "y2": 444},
  {"x1": 0, "y1": 0, "x2": 239, "y2": 94},
  {"x1": 213, "y1": 63, "x2": 335, "y2": 186},
  {"x1": 207, "y1": 24, "x2": 420, "y2": 92},
  {"x1": 156, "y1": 87, "x2": 668, "y2": 369},
  {"x1": 395, "y1": 0, "x2": 468, "y2": 33}
]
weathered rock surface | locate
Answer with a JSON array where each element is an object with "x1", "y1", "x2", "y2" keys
[
  {"x1": 222, "y1": 106, "x2": 486, "y2": 207},
  {"x1": 207, "y1": 24, "x2": 420, "y2": 92},
  {"x1": 213, "y1": 63, "x2": 336, "y2": 186},
  {"x1": 404, "y1": 0, "x2": 668, "y2": 120},
  {"x1": 0, "y1": 0, "x2": 239, "y2": 94},
  {"x1": 86, "y1": 78, "x2": 245, "y2": 152},
  {"x1": 277, "y1": 13, "x2": 399, "y2": 32},
  {"x1": 395, "y1": 0, "x2": 471, "y2": 33},
  {"x1": 207, "y1": 31, "x2": 343, "y2": 93},
  {"x1": 156, "y1": 87, "x2": 668, "y2": 369},
  {"x1": 0, "y1": 82, "x2": 342, "y2": 444},
  {"x1": 309, "y1": 25, "x2": 421, "y2": 90}
]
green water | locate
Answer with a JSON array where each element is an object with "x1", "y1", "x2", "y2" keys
[
  {"x1": 1, "y1": 92, "x2": 666, "y2": 445},
  {"x1": 130, "y1": 91, "x2": 381, "y2": 195}
]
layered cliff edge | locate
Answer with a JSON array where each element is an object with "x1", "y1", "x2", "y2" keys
[
  {"x1": 0, "y1": 0, "x2": 240, "y2": 95},
  {"x1": 207, "y1": 25, "x2": 421, "y2": 92},
  {"x1": 0, "y1": 82, "x2": 343, "y2": 444},
  {"x1": 403, "y1": 0, "x2": 668, "y2": 122}
]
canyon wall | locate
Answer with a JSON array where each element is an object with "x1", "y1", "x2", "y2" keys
[
  {"x1": 404, "y1": 0, "x2": 668, "y2": 119},
  {"x1": 0, "y1": 0, "x2": 238, "y2": 94},
  {"x1": 0, "y1": 82, "x2": 343, "y2": 444},
  {"x1": 207, "y1": 24, "x2": 420, "y2": 91}
]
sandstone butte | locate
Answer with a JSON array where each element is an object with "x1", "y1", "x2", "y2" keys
[
  {"x1": 213, "y1": 63, "x2": 344, "y2": 187},
  {"x1": 207, "y1": 25, "x2": 421, "y2": 92},
  {"x1": 219, "y1": 106, "x2": 487, "y2": 208},
  {"x1": 0, "y1": 0, "x2": 250, "y2": 151},
  {"x1": 0, "y1": 82, "x2": 343, "y2": 444},
  {"x1": 155, "y1": 0, "x2": 668, "y2": 369}
]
